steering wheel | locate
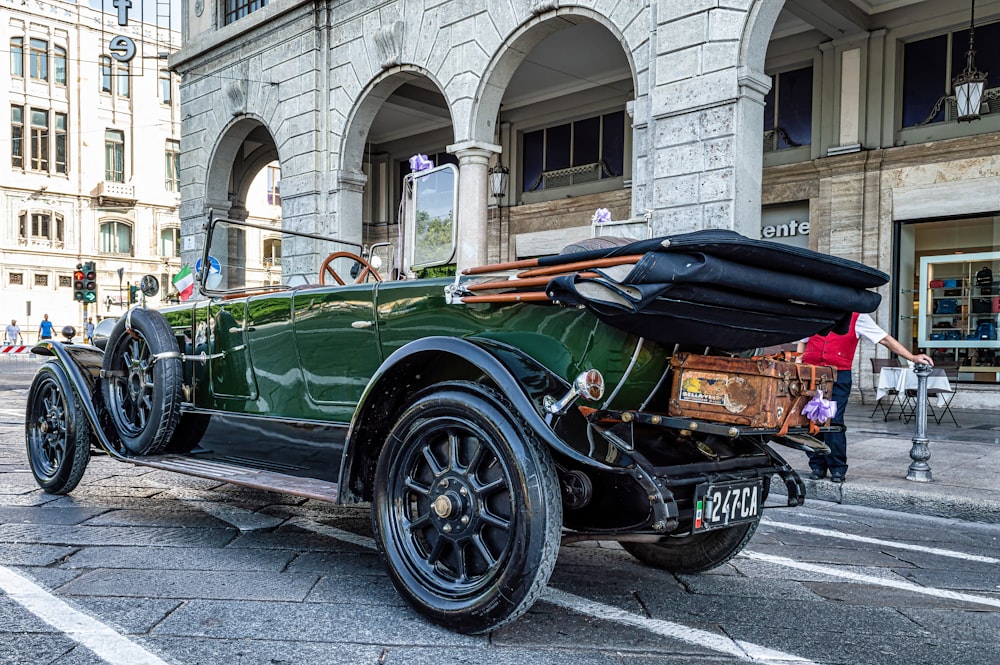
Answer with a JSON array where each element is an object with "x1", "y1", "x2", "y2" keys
[{"x1": 319, "y1": 251, "x2": 382, "y2": 285}]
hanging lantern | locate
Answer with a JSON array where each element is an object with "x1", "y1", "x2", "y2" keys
[{"x1": 953, "y1": 0, "x2": 989, "y2": 122}]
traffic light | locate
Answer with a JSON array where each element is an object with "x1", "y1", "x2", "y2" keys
[
  {"x1": 83, "y1": 261, "x2": 97, "y2": 303},
  {"x1": 128, "y1": 284, "x2": 138, "y2": 304},
  {"x1": 73, "y1": 264, "x2": 86, "y2": 301}
]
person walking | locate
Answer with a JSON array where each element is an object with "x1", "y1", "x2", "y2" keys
[
  {"x1": 797, "y1": 312, "x2": 933, "y2": 483},
  {"x1": 38, "y1": 314, "x2": 54, "y2": 340},
  {"x1": 84, "y1": 317, "x2": 95, "y2": 344},
  {"x1": 5, "y1": 320, "x2": 22, "y2": 345}
]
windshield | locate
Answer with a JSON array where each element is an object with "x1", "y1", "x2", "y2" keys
[{"x1": 199, "y1": 217, "x2": 384, "y2": 296}]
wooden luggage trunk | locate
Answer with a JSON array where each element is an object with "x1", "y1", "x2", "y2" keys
[{"x1": 667, "y1": 352, "x2": 837, "y2": 431}]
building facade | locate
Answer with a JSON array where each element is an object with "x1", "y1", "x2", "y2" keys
[
  {"x1": 1, "y1": 0, "x2": 184, "y2": 337},
  {"x1": 168, "y1": 0, "x2": 997, "y2": 407}
]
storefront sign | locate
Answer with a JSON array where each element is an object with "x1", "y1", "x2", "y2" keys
[
  {"x1": 761, "y1": 202, "x2": 810, "y2": 249},
  {"x1": 761, "y1": 219, "x2": 810, "y2": 239}
]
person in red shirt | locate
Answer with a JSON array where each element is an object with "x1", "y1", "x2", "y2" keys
[{"x1": 798, "y1": 312, "x2": 933, "y2": 482}]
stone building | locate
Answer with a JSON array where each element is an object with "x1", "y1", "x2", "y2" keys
[{"x1": 170, "y1": 0, "x2": 1000, "y2": 406}]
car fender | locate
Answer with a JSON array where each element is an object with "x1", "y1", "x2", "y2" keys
[
  {"x1": 29, "y1": 341, "x2": 126, "y2": 458},
  {"x1": 338, "y1": 335, "x2": 632, "y2": 503}
]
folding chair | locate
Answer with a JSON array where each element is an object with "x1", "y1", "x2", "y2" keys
[
  {"x1": 927, "y1": 366, "x2": 960, "y2": 426},
  {"x1": 870, "y1": 358, "x2": 904, "y2": 420},
  {"x1": 902, "y1": 366, "x2": 959, "y2": 426}
]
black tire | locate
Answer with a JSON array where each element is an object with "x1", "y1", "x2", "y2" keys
[
  {"x1": 25, "y1": 363, "x2": 91, "y2": 494},
  {"x1": 372, "y1": 382, "x2": 562, "y2": 634},
  {"x1": 163, "y1": 413, "x2": 211, "y2": 454},
  {"x1": 101, "y1": 308, "x2": 183, "y2": 455},
  {"x1": 620, "y1": 518, "x2": 760, "y2": 574}
]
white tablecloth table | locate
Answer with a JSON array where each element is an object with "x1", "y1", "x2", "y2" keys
[{"x1": 875, "y1": 367, "x2": 953, "y2": 410}]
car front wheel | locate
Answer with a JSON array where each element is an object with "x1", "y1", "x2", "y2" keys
[
  {"x1": 25, "y1": 362, "x2": 91, "y2": 494},
  {"x1": 372, "y1": 382, "x2": 561, "y2": 634}
]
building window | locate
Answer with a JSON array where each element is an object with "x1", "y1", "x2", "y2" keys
[
  {"x1": 105, "y1": 130, "x2": 125, "y2": 182},
  {"x1": 9, "y1": 273, "x2": 23, "y2": 286},
  {"x1": 165, "y1": 139, "x2": 180, "y2": 192},
  {"x1": 160, "y1": 227, "x2": 180, "y2": 257},
  {"x1": 34, "y1": 273, "x2": 48, "y2": 287},
  {"x1": 159, "y1": 69, "x2": 172, "y2": 105},
  {"x1": 58, "y1": 275, "x2": 71, "y2": 288},
  {"x1": 224, "y1": 0, "x2": 269, "y2": 26},
  {"x1": 30, "y1": 110, "x2": 48, "y2": 172},
  {"x1": 763, "y1": 66, "x2": 813, "y2": 152},
  {"x1": 55, "y1": 112, "x2": 66, "y2": 174},
  {"x1": 10, "y1": 37, "x2": 23, "y2": 77},
  {"x1": 29, "y1": 38, "x2": 47, "y2": 81},
  {"x1": 116, "y1": 62, "x2": 130, "y2": 98},
  {"x1": 267, "y1": 164, "x2": 281, "y2": 205},
  {"x1": 99, "y1": 56, "x2": 111, "y2": 93},
  {"x1": 11, "y1": 105, "x2": 24, "y2": 169},
  {"x1": 263, "y1": 237, "x2": 282, "y2": 265},
  {"x1": 100, "y1": 220, "x2": 133, "y2": 255},
  {"x1": 54, "y1": 45, "x2": 66, "y2": 86},
  {"x1": 19, "y1": 212, "x2": 65, "y2": 247},
  {"x1": 521, "y1": 111, "x2": 625, "y2": 193},
  {"x1": 903, "y1": 21, "x2": 1000, "y2": 127}
]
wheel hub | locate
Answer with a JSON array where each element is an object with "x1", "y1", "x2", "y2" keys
[
  {"x1": 127, "y1": 361, "x2": 145, "y2": 400},
  {"x1": 430, "y1": 477, "x2": 474, "y2": 535}
]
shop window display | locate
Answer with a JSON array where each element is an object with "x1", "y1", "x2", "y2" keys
[{"x1": 898, "y1": 215, "x2": 1000, "y2": 383}]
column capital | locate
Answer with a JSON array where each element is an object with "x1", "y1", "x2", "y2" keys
[
  {"x1": 447, "y1": 140, "x2": 501, "y2": 165},
  {"x1": 335, "y1": 169, "x2": 368, "y2": 193}
]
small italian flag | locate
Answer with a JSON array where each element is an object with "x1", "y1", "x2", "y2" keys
[{"x1": 172, "y1": 264, "x2": 195, "y2": 301}]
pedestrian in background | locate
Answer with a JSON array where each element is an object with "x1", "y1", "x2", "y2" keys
[
  {"x1": 797, "y1": 312, "x2": 933, "y2": 483},
  {"x1": 5, "y1": 320, "x2": 22, "y2": 345},
  {"x1": 84, "y1": 317, "x2": 95, "y2": 344},
  {"x1": 38, "y1": 314, "x2": 54, "y2": 341}
]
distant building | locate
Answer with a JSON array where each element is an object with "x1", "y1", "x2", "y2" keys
[{"x1": 1, "y1": 0, "x2": 185, "y2": 335}]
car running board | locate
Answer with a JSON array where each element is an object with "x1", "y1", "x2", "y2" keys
[{"x1": 127, "y1": 454, "x2": 341, "y2": 502}]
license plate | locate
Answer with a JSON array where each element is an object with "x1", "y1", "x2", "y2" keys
[{"x1": 693, "y1": 479, "x2": 763, "y2": 531}]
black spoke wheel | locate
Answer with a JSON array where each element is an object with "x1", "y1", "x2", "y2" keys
[
  {"x1": 25, "y1": 363, "x2": 91, "y2": 494},
  {"x1": 620, "y1": 518, "x2": 760, "y2": 574},
  {"x1": 373, "y1": 382, "x2": 561, "y2": 634},
  {"x1": 101, "y1": 308, "x2": 183, "y2": 455}
]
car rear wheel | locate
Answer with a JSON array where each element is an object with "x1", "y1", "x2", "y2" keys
[
  {"x1": 101, "y1": 308, "x2": 183, "y2": 455},
  {"x1": 620, "y1": 518, "x2": 760, "y2": 574},
  {"x1": 372, "y1": 382, "x2": 561, "y2": 634},
  {"x1": 25, "y1": 362, "x2": 91, "y2": 494}
]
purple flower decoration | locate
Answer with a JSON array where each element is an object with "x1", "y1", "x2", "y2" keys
[
  {"x1": 409, "y1": 154, "x2": 433, "y2": 172},
  {"x1": 592, "y1": 208, "x2": 612, "y2": 224},
  {"x1": 801, "y1": 390, "x2": 837, "y2": 424}
]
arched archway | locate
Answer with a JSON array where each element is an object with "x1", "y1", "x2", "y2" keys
[
  {"x1": 340, "y1": 68, "x2": 455, "y2": 272},
  {"x1": 196, "y1": 116, "x2": 283, "y2": 291},
  {"x1": 205, "y1": 116, "x2": 280, "y2": 222},
  {"x1": 472, "y1": 12, "x2": 638, "y2": 262}
]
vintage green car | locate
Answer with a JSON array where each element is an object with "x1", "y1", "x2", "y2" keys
[{"x1": 24, "y1": 214, "x2": 885, "y2": 633}]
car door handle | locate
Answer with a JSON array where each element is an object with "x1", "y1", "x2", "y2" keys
[{"x1": 351, "y1": 321, "x2": 373, "y2": 329}]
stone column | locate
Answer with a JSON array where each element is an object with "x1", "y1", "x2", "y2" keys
[{"x1": 448, "y1": 140, "x2": 500, "y2": 272}]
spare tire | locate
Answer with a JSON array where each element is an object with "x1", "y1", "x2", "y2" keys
[{"x1": 101, "y1": 308, "x2": 183, "y2": 455}]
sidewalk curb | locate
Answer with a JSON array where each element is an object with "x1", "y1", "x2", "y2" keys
[{"x1": 773, "y1": 479, "x2": 1000, "y2": 524}]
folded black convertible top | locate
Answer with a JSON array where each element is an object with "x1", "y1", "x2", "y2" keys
[{"x1": 543, "y1": 229, "x2": 889, "y2": 351}]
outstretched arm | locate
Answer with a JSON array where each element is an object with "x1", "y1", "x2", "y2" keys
[{"x1": 879, "y1": 334, "x2": 934, "y2": 366}]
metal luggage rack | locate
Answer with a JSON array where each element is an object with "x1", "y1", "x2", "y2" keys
[{"x1": 582, "y1": 407, "x2": 838, "y2": 454}]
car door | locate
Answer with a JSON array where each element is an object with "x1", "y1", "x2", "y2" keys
[
  {"x1": 292, "y1": 284, "x2": 383, "y2": 420},
  {"x1": 208, "y1": 300, "x2": 258, "y2": 402}
]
